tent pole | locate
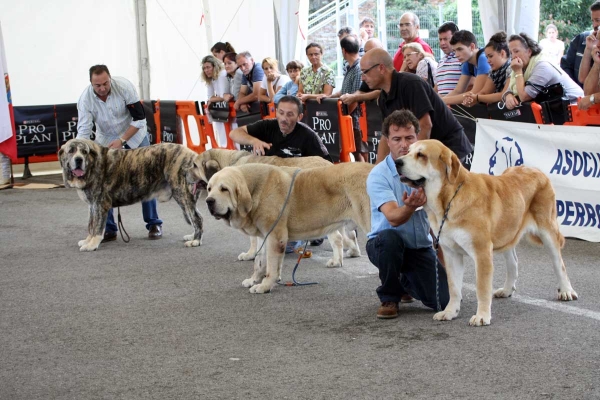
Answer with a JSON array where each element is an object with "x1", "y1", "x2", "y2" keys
[{"x1": 135, "y1": 0, "x2": 151, "y2": 100}]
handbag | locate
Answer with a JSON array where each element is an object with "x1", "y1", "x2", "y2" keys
[
  {"x1": 525, "y1": 80, "x2": 570, "y2": 125},
  {"x1": 488, "y1": 101, "x2": 537, "y2": 123}
]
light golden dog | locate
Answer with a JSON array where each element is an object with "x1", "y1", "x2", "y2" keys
[
  {"x1": 204, "y1": 162, "x2": 373, "y2": 293},
  {"x1": 395, "y1": 139, "x2": 577, "y2": 326},
  {"x1": 186, "y1": 148, "x2": 362, "y2": 266}
]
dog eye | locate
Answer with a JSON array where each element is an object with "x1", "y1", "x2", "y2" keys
[
  {"x1": 220, "y1": 187, "x2": 229, "y2": 192},
  {"x1": 417, "y1": 152, "x2": 426, "y2": 159},
  {"x1": 81, "y1": 149, "x2": 88, "y2": 155},
  {"x1": 68, "y1": 147, "x2": 75, "y2": 154}
]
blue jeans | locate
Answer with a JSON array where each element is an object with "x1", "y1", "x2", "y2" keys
[
  {"x1": 366, "y1": 229, "x2": 449, "y2": 311},
  {"x1": 105, "y1": 135, "x2": 163, "y2": 233}
]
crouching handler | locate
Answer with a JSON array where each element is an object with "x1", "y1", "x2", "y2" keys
[{"x1": 366, "y1": 110, "x2": 449, "y2": 319}]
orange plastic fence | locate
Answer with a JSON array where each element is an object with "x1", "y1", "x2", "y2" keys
[
  {"x1": 564, "y1": 103, "x2": 600, "y2": 126},
  {"x1": 337, "y1": 100, "x2": 356, "y2": 163}
]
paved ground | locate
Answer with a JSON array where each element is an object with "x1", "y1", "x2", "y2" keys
[{"x1": 1, "y1": 178, "x2": 599, "y2": 399}]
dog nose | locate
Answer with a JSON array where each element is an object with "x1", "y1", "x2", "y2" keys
[
  {"x1": 206, "y1": 197, "x2": 215, "y2": 207},
  {"x1": 394, "y1": 158, "x2": 404, "y2": 167},
  {"x1": 74, "y1": 157, "x2": 83, "y2": 168}
]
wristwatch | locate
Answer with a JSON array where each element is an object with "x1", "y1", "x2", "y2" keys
[
  {"x1": 120, "y1": 138, "x2": 127, "y2": 147},
  {"x1": 590, "y1": 94, "x2": 595, "y2": 105}
]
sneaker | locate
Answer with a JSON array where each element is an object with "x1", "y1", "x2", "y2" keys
[
  {"x1": 309, "y1": 238, "x2": 324, "y2": 246},
  {"x1": 377, "y1": 302, "x2": 399, "y2": 319}
]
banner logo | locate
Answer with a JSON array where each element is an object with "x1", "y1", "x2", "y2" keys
[{"x1": 488, "y1": 136, "x2": 524, "y2": 175}]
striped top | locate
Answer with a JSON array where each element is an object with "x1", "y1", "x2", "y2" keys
[
  {"x1": 435, "y1": 52, "x2": 462, "y2": 96},
  {"x1": 77, "y1": 76, "x2": 147, "y2": 149}
]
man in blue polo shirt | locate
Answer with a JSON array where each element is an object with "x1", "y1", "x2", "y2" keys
[
  {"x1": 234, "y1": 51, "x2": 264, "y2": 112},
  {"x1": 366, "y1": 109, "x2": 449, "y2": 319}
]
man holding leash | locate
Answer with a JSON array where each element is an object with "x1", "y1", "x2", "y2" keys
[
  {"x1": 77, "y1": 64, "x2": 163, "y2": 242},
  {"x1": 366, "y1": 109, "x2": 449, "y2": 319}
]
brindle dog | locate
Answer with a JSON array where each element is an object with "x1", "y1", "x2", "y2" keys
[{"x1": 59, "y1": 138, "x2": 203, "y2": 251}]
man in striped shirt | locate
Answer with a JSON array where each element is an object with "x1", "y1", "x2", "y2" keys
[
  {"x1": 77, "y1": 65, "x2": 163, "y2": 243},
  {"x1": 434, "y1": 22, "x2": 462, "y2": 96}
]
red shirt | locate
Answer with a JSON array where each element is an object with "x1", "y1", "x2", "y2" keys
[{"x1": 393, "y1": 37, "x2": 433, "y2": 72}]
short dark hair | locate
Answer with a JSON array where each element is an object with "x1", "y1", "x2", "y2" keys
[
  {"x1": 277, "y1": 95, "x2": 303, "y2": 114},
  {"x1": 305, "y1": 43, "x2": 324, "y2": 55},
  {"x1": 382, "y1": 110, "x2": 420, "y2": 138},
  {"x1": 508, "y1": 32, "x2": 542, "y2": 56},
  {"x1": 450, "y1": 30, "x2": 477, "y2": 46},
  {"x1": 340, "y1": 35, "x2": 360, "y2": 54},
  {"x1": 285, "y1": 60, "x2": 304, "y2": 71},
  {"x1": 89, "y1": 65, "x2": 110, "y2": 81},
  {"x1": 223, "y1": 52, "x2": 237, "y2": 64},
  {"x1": 338, "y1": 27, "x2": 353, "y2": 38},
  {"x1": 591, "y1": 1, "x2": 600, "y2": 12},
  {"x1": 438, "y1": 21, "x2": 459, "y2": 35}
]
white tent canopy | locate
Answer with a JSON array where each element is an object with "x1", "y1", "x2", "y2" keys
[{"x1": 1, "y1": 0, "x2": 308, "y2": 106}]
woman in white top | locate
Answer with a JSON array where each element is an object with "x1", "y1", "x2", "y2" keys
[
  {"x1": 201, "y1": 55, "x2": 230, "y2": 147},
  {"x1": 539, "y1": 24, "x2": 564, "y2": 65},
  {"x1": 201, "y1": 55, "x2": 229, "y2": 106},
  {"x1": 401, "y1": 42, "x2": 438, "y2": 87},
  {"x1": 258, "y1": 57, "x2": 291, "y2": 103}
]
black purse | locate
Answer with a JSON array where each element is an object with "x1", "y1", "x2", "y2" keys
[
  {"x1": 525, "y1": 81, "x2": 570, "y2": 125},
  {"x1": 487, "y1": 100, "x2": 537, "y2": 123}
]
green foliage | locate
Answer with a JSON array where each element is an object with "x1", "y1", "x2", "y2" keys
[{"x1": 540, "y1": 0, "x2": 591, "y2": 44}]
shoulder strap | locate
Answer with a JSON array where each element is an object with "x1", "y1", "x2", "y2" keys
[{"x1": 468, "y1": 48, "x2": 485, "y2": 76}]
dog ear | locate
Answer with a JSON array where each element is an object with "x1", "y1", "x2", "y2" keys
[
  {"x1": 442, "y1": 150, "x2": 462, "y2": 184},
  {"x1": 204, "y1": 160, "x2": 221, "y2": 181},
  {"x1": 235, "y1": 179, "x2": 252, "y2": 218},
  {"x1": 58, "y1": 146, "x2": 65, "y2": 167}
]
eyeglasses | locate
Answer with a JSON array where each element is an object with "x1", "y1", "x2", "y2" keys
[
  {"x1": 361, "y1": 63, "x2": 381, "y2": 74},
  {"x1": 404, "y1": 52, "x2": 419, "y2": 57},
  {"x1": 398, "y1": 22, "x2": 413, "y2": 28}
]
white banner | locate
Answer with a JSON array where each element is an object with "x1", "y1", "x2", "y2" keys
[
  {"x1": 472, "y1": 119, "x2": 600, "y2": 242},
  {"x1": 0, "y1": 22, "x2": 11, "y2": 144}
]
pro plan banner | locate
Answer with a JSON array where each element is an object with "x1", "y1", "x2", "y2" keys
[
  {"x1": 364, "y1": 100, "x2": 382, "y2": 164},
  {"x1": 472, "y1": 118, "x2": 600, "y2": 242},
  {"x1": 158, "y1": 100, "x2": 182, "y2": 144},
  {"x1": 14, "y1": 105, "x2": 57, "y2": 158},
  {"x1": 302, "y1": 99, "x2": 340, "y2": 162},
  {"x1": 55, "y1": 103, "x2": 78, "y2": 147},
  {"x1": 141, "y1": 100, "x2": 157, "y2": 144}
]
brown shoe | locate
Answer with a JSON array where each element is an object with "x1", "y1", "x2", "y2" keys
[
  {"x1": 401, "y1": 294, "x2": 415, "y2": 303},
  {"x1": 377, "y1": 302, "x2": 399, "y2": 319},
  {"x1": 148, "y1": 225, "x2": 162, "y2": 240},
  {"x1": 101, "y1": 231, "x2": 117, "y2": 243}
]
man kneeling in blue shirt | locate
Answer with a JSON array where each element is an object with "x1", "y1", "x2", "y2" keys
[{"x1": 366, "y1": 110, "x2": 449, "y2": 319}]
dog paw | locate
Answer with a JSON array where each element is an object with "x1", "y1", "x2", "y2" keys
[
  {"x1": 433, "y1": 310, "x2": 458, "y2": 321},
  {"x1": 493, "y1": 287, "x2": 515, "y2": 298},
  {"x1": 326, "y1": 258, "x2": 342, "y2": 268},
  {"x1": 238, "y1": 252, "x2": 256, "y2": 261},
  {"x1": 249, "y1": 284, "x2": 271, "y2": 294},
  {"x1": 184, "y1": 240, "x2": 201, "y2": 247},
  {"x1": 79, "y1": 243, "x2": 99, "y2": 252},
  {"x1": 242, "y1": 278, "x2": 256, "y2": 288},
  {"x1": 469, "y1": 314, "x2": 491, "y2": 326},
  {"x1": 345, "y1": 249, "x2": 361, "y2": 258},
  {"x1": 558, "y1": 289, "x2": 578, "y2": 301},
  {"x1": 78, "y1": 239, "x2": 89, "y2": 247},
  {"x1": 183, "y1": 234, "x2": 193, "y2": 241}
]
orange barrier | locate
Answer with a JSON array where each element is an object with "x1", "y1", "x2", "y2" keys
[
  {"x1": 337, "y1": 100, "x2": 356, "y2": 163},
  {"x1": 530, "y1": 101, "x2": 545, "y2": 125},
  {"x1": 564, "y1": 103, "x2": 600, "y2": 126},
  {"x1": 152, "y1": 99, "x2": 162, "y2": 143},
  {"x1": 202, "y1": 102, "x2": 237, "y2": 150},
  {"x1": 174, "y1": 100, "x2": 207, "y2": 153},
  {"x1": 359, "y1": 102, "x2": 368, "y2": 142}
]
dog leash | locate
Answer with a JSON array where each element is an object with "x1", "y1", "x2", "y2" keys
[
  {"x1": 117, "y1": 207, "x2": 131, "y2": 243},
  {"x1": 253, "y1": 168, "x2": 301, "y2": 257},
  {"x1": 432, "y1": 182, "x2": 464, "y2": 312},
  {"x1": 248, "y1": 168, "x2": 318, "y2": 287}
]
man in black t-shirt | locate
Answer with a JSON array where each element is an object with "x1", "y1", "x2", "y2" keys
[
  {"x1": 229, "y1": 95, "x2": 332, "y2": 161},
  {"x1": 360, "y1": 48, "x2": 473, "y2": 166}
]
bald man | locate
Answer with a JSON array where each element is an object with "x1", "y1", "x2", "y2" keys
[
  {"x1": 339, "y1": 38, "x2": 384, "y2": 106},
  {"x1": 360, "y1": 48, "x2": 472, "y2": 165},
  {"x1": 393, "y1": 12, "x2": 433, "y2": 72}
]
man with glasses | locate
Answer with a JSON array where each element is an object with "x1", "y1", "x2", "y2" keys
[
  {"x1": 360, "y1": 49, "x2": 473, "y2": 166},
  {"x1": 566, "y1": 1, "x2": 600, "y2": 87},
  {"x1": 77, "y1": 64, "x2": 163, "y2": 243},
  {"x1": 393, "y1": 12, "x2": 433, "y2": 72}
]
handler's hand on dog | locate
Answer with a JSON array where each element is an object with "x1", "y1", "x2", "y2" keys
[
  {"x1": 108, "y1": 139, "x2": 123, "y2": 149},
  {"x1": 252, "y1": 141, "x2": 272, "y2": 156},
  {"x1": 403, "y1": 187, "x2": 426, "y2": 209}
]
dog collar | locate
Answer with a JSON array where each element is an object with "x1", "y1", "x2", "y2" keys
[{"x1": 432, "y1": 182, "x2": 464, "y2": 250}]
